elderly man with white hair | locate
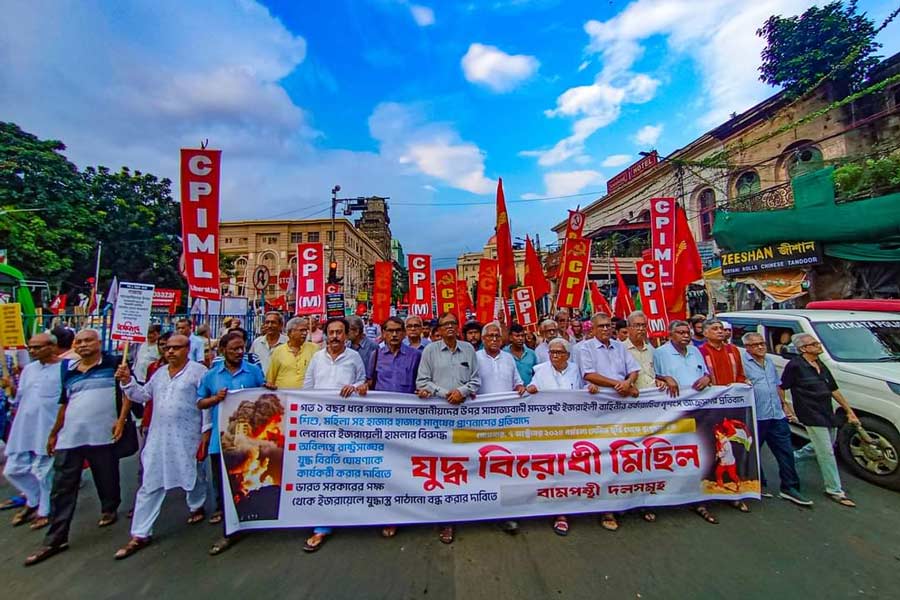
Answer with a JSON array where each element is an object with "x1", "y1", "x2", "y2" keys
[
  {"x1": 534, "y1": 319, "x2": 560, "y2": 364},
  {"x1": 476, "y1": 322, "x2": 525, "y2": 396},
  {"x1": 267, "y1": 316, "x2": 318, "y2": 389}
]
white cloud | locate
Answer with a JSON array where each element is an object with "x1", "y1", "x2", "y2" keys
[
  {"x1": 601, "y1": 154, "x2": 632, "y2": 167},
  {"x1": 461, "y1": 43, "x2": 540, "y2": 93},
  {"x1": 409, "y1": 4, "x2": 435, "y2": 26},
  {"x1": 369, "y1": 102, "x2": 494, "y2": 194},
  {"x1": 633, "y1": 124, "x2": 662, "y2": 146},
  {"x1": 522, "y1": 170, "x2": 604, "y2": 199}
]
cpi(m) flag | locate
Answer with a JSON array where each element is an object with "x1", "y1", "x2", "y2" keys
[
  {"x1": 664, "y1": 205, "x2": 704, "y2": 320},
  {"x1": 372, "y1": 261, "x2": 393, "y2": 325},
  {"x1": 495, "y1": 179, "x2": 518, "y2": 294},
  {"x1": 435, "y1": 269, "x2": 459, "y2": 318},
  {"x1": 555, "y1": 238, "x2": 590, "y2": 309},
  {"x1": 407, "y1": 255, "x2": 433, "y2": 320},
  {"x1": 476, "y1": 259, "x2": 499, "y2": 324},
  {"x1": 296, "y1": 243, "x2": 325, "y2": 316},
  {"x1": 636, "y1": 260, "x2": 669, "y2": 338},
  {"x1": 613, "y1": 258, "x2": 634, "y2": 319},
  {"x1": 588, "y1": 281, "x2": 613, "y2": 317},
  {"x1": 524, "y1": 236, "x2": 550, "y2": 299},
  {"x1": 180, "y1": 148, "x2": 222, "y2": 300},
  {"x1": 650, "y1": 197, "x2": 677, "y2": 287}
]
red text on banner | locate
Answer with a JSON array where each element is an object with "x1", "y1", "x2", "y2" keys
[{"x1": 180, "y1": 149, "x2": 222, "y2": 300}]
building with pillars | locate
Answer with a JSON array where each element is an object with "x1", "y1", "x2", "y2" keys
[{"x1": 456, "y1": 236, "x2": 541, "y2": 295}]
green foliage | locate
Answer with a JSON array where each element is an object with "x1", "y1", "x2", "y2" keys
[
  {"x1": 757, "y1": 0, "x2": 881, "y2": 97},
  {"x1": 833, "y1": 154, "x2": 900, "y2": 199}
]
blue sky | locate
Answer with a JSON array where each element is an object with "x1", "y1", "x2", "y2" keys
[{"x1": 2, "y1": 0, "x2": 898, "y2": 269}]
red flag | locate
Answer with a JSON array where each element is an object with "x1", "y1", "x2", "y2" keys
[
  {"x1": 523, "y1": 236, "x2": 550, "y2": 299},
  {"x1": 495, "y1": 178, "x2": 518, "y2": 294},
  {"x1": 588, "y1": 281, "x2": 613, "y2": 316},
  {"x1": 475, "y1": 259, "x2": 498, "y2": 324},
  {"x1": 613, "y1": 258, "x2": 633, "y2": 319},
  {"x1": 664, "y1": 205, "x2": 703, "y2": 320},
  {"x1": 456, "y1": 279, "x2": 472, "y2": 319},
  {"x1": 50, "y1": 294, "x2": 67, "y2": 315},
  {"x1": 564, "y1": 208, "x2": 586, "y2": 240},
  {"x1": 435, "y1": 269, "x2": 459, "y2": 318},
  {"x1": 371, "y1": 261, "x2": 393, "y2": 324},
  {"x1": 555, "y1": 238, "x2": 590, "y2": 309}
]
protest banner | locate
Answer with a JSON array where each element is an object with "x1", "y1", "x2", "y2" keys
[
  {"x1": 564, "y1": 208, "x2": 586, "y2": 240},
  {"x1": 476, "y1": 259, "x2": 498, "y2": 324},
  {"x1": 456, "y1": 280, "x2": 472, "y2": 320},
  {"x1": 110, "y1": 282, "x2": 155, "y2": 343},
  {"x1": 372, "y1": 261, "x2": 392, "y2": 324},
  {"x1": 636, "y1": 260, "x2": 669, "y2": 338},
  {"x1": 0, "y1": 303, "x2": 26, "y2": 349},
  {"x1": 407, "y1": 255, "x2": 433, "y2": 320},
  {"x1": 326, "y1": 293, "x2": 345, "y2": 319},
  {"x1": 180, "y1": 148, "x2": 222, "y2": 300},
  {"x1": 151, "y1": 288, "x2": 182, "y2": 314},
  {"x1": 650, "y1": 197, "x2": 676, "y2": 287},
  {"x1": 296, "y1": 242, "x2": 325, "y2": 316},
  {"x1": 216, "y1": 385, "x2": 759, "y2": 534},
  {"x1": 555, "y1": 238, "x2": 591, "y2": 309},
  {"x1": 512, "y1": 286, "x2": 538, "y2": 329},
  {"x1": 434, "y1": 269, "x2": 458, "y2": 318}
]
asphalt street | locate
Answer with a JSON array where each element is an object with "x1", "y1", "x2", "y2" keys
[{"x1": 2, "y1": 449, "x2": 899, "y2": 600}]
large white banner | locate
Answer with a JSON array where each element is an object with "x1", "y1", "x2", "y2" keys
[{"x1": 217, "y1": 386, "x2": 759, "y2": 534}]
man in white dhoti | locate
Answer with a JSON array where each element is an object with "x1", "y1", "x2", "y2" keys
[
  {"x1": 112, "y1": 334, "x2": 208, "y2": 559},
  {"x1": 2, "y1": 333, "x2": 61, "y2": 531}
]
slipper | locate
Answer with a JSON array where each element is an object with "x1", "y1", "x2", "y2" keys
[
  {"x1": 438, "y1": 526, "x2": 455, "y2": 544},
  {"x1": 381, "y1": 526, "x2": 397, "y2": 538},
  {"x1": 303, "y1": 533, "x2": 328, "y2": 552},
  {"x1": 98, "y1": 512, "x2": 118, "y2": 527},
  {"x1": 600, "y1": 513, "x2": 619, "y2": 531},
  {"x1": 186, "y1": 509, "x2": 206, "y2": 525},
  {"x1": 208, "y1": 536, "x2": 235, "y2": 556},
  {"x1": 641, "y1": 510, "x2": 657, "y2": 523},
  {"x1": 0, "y1": 496, "x2": 26, "y2": 510},
  {"x1": 114, "y1": 536, "x2": 152, "y2": 560},
  {"x1": 552, "y1": 517, "x2": 569, "y2": 536},
  {"x1": 12, "y1": 506, "x2": 37, "y2": 527},
  {"x1": 29, "y1": 516, "x2": 50, "y2": 531},
  {"x1": 826, "y1": 493, "x2": 856, "y2": 508},
  {"x1": 24, "y1": 544, "x2": 69, "y2": 567},
  {"x1": 694, "y1": 505, "x2": 719, "y2": 524},
  {"x1": 730, "y1": 500, "x2": 751, "y2": 513},
  {"x1": 208, "y1": 511, "x2": 223, "y2": 525}
]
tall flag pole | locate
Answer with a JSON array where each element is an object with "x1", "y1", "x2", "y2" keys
[{"x1": 495, "y1": 178, "x2": 518, "y2": 296}]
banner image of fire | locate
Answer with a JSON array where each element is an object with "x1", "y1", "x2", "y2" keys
[{"x1": 216, "y1": 386, "x2": 759, "y2": 534}]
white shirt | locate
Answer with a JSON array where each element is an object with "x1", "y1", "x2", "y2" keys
[
  {"x1": 123, "y1": 361, "x2": 208, "y2": 490},
  {"x1": 250, "y1": 333, "x2": 288, "y2": 374},
  {"x1": 531, "y1": 361, "x2": 585, "y2": 391},
  {"x1": 476, "y1": 349, "x2": 523, "y2": 394},
  {"x1": 303, "y1": 348, "x2": 367, "y2": 390},
  {"x1": 535, "y1": 341, "x2": 550, "y2": 364},
  {"x1": 133, "y1": 342, "x2": 160, "y2": 384},
  {"x1": 6, "y1": 360, "x2": 62, "y2": 454},
  {"x1": 579, "y1": 337, "x2": 641, "y2": 380}
]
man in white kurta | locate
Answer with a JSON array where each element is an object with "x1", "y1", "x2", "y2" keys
[
  {"x1": 475, "y1": 322, "x2": 525, "y2": 395},
  {"x1": 113, "y1": 334, "x2": 208, "y2": 558},
  {"x1": 2, "y1": 333, "x2": 61, "y2": 529}
]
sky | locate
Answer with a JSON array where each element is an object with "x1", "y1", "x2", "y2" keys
[{"x1": 2, "y1": 0, "x2": 898, "y2": 270}]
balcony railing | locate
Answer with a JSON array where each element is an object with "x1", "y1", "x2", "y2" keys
[{"x1": 725, "y1": 182, "x2": 794, "y2": 212}]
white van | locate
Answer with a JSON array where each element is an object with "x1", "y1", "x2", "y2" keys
[{"x1": 717, "y1": 310, "x2": 900, "y2": 490}]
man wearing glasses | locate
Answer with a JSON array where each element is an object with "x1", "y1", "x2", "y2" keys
[
  {"x1": 740, "y1": 332, "x2": 811, "y2": 507},
  {"x1": 250, "y1": 311, "x2": 287, "y2": 374},
  {"x1": 415, "y1": 311, "x2": 480, "y2": 544},
  {"x1": 780, "y1": 333, "x2": 859, "y2": 508},
  {"x1": 402, "y1": 315, "x2": 430, "y2": 351},
  {"x1": 112, "y1": 334, "x2": 209, "y2": 559}
]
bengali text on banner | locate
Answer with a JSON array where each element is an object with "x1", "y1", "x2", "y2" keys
[{"x1": 216, "y1": 385, "x2": 760, "y2": 534}]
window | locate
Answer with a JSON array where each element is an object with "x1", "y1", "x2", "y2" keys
[
  {"x1": 735, "y1": 171, "x2": 761, "y2": 198},
  {"x1": 327, "y1": 230, "x2": 335, "y2": 242},
  {"x1": 308, "y1": 231, "x2": 320, "y2": 243},
  {"x1": 257, "y1": 233, "x2": 279, "y2": 246},
  {"x1": 223, "y1": 237, "x2": 233, "y2": 244},
  {"x1": 290, "y1": 232, "x2": 303, "y2": 244},
  {"x1": 786, "y1": 147, "x2": 824, "y2": 178},
  {"x1": 697, "y1": 188, "x2": 716, "y2": 241}
]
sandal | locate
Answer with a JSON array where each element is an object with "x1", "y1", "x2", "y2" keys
[
  {"x1": 12, "y1": 506, "x2": 37, "y2": 526},
  {"x1": 29, "y1": 516, "x2": 50, "y2": 531},
  {"x1": 24, "y1": 544, "x2": 69, "y2": 567},
  {"x1": 186, "y1": 508, "x2": 206, "y2": 525},
  {"x1": 730, "y1": 500, "x2": 750, "y2": 513},
  {"x1": 438, "y1": 526, "x2": 455, "y2": 544},
  {"x1": 552, "y1": 516, "x2": 569, "y2": 536},
  {"x1": 114, "y1": 536, "x2": 152, "y2": 560},
  {"x1": 97, "y1": 512, "x2": 118, "y2": 527},
  {"x1": 208, "y1": 511, "x2": 223, "y2": 525},
  {"x1": 303, "y1": 532, "x2": 328, "y2": 552},
  {"x1": 694, "y1": 505, "x2": 719, "y2": 524},
  {"x1": 641, "y1": 510, "x2": 657, "y2": 523},
  {"x1": 381, "y1": 526, "x2": 397, "y2": 538},
  {"x1": 600, "y1": 513, "x2": 619, "y2": 531},
  {"x1": 827, "y1": 493, "x2": 856, "y2": 508},
  {"x1": 208, "y1": 536, "x2": 236, "y2": 556}
]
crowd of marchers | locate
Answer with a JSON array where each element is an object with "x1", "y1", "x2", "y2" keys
[{"x1": 0, "y1": 307, "x2": 859, "y2": 565}]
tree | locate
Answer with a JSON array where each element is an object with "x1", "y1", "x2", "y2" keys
[{"x1": 757, "y1": 1, "x2": 881, "y2": 98}]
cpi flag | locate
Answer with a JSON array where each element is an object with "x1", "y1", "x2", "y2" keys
[
  {"x1": 372, "y1": 261, "x2": 393, "y2": 324},
  {"x1": 564, "y1": 209, "x2": 586, "y2": 240},
  {"x1": 407, "y1": 255, "x2": 433, "y2": 320},
  {"x1": 476, "y1": 259, "x2": 499, "y2": 324},
  {"x1": 650, "y1": 197, "x2": 676, "y2": 287},
  {"x1": 434, "y1": 269, "x2": 459, "y2": 317},
  {"x1": 512, "y1": 286, "x2": 539, "y2": 328},
  {"x1": 636, "y1": 260, "x2": 669, "y2": 338},
  {"x1": 180, "y1": 149, "x2": 222, "y2": 300},
  {"x1": 296, "y1": 243, "x2": 325, "y2": 315},
  {"x1": 555, "y1": 238, "x2": 591, "y2": 309}
]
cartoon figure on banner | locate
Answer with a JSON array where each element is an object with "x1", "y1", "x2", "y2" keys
[
  {"x1": 713, "y1": 418, "x2": 753, "y2": 493},
  {"x1": 221, "y1": 393, "x2": 285, "y2": 521}
]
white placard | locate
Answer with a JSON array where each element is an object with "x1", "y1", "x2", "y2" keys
[{"x1": 110, "y1": 282, "x2": 155, "y2": 342}]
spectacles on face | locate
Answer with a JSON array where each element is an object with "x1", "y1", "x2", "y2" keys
[
  {"x1": 164, "y1": 344, "x2": 189, "y2": 351},
  {"x1": 595, "y1": 323, "x2": 612, "y2": 329},
  {"x1": 27, "y1": 343, "x2": 50, "y2": 351},
  {"x1": 630, "y1": 323, "x2": 647, "y2": 329},
  {"x1": 548, "y1": 349, "x2": 568, "y2": 356},
  {"x1": 483, "y1": 333, "x2": 502, "y2": 339},
  {"x1": 746, "y1": 342, "x2": 766, "y2": 347},
  {"x1": 384, "y1": 327, "x2": 403, "y2": 335},
  {"x1": 441, "y1": 321, "x2": 458, "y2": 328},
  {"x1": 801, "y1": 341, "x2": 821, "y2": 349}
]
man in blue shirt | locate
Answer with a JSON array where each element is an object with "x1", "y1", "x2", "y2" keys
[
  {"x1": 653, "y1": 320, "x2": 711, "y2": 396},
  {"x1": 176, "y1": 318, "x2": 206, "y2": 363},
  {"x1": 369, "y1": 317, "x2": 421, "y2": 394},
  {"x1": 197, "y1": 331, "x2": 266, "y2": 556},
  {"x1": 741, "y1": 332, "x2": 811, "y2": 507},
  {"x1": 504, "y1": 323, "x2": 538, "y2": 385}
]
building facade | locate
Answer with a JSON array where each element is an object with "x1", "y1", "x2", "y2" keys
[
  {"x1": 355, "y1": 197, "x2": 392, "y2": 260},
  {"x1": 456, "y1": 236, "x2": 539, "y2": 294}
]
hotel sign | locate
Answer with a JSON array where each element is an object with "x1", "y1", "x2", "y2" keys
[
  {"x1": 721, "y1": 241, "x2": 822, "y2": 276},
  {"x1": 606, "y1": 151, "x2": 659, "y2": 194}
]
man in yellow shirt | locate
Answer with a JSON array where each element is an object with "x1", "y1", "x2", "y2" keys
[{"x1": 266, "y1": 317, "x2": 318, "y2": 389}]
